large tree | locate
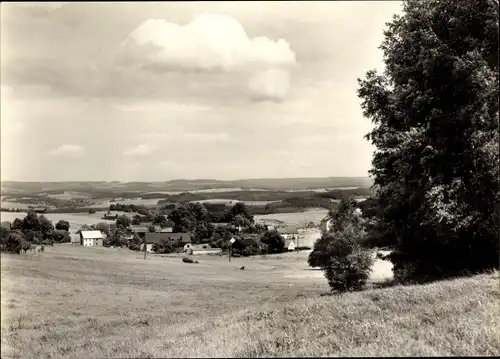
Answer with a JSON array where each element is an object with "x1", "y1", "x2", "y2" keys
[
  {"x1": 168, "y1": 203, "x2": 214, "y2": 242},
  {"x1": 357, "y1": 0, "x2": 499, "y2": 282},
  {"x1": 55, "y1": 220, "x2": 70, "y2": 231},
  {"x1": 229, "y1": 202, "x2": 254, "y2": 224}
]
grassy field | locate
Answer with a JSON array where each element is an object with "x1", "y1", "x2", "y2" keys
[
  {"x1": 0, "y1": 212, "x2": 123, "y2": 229},
  {"x1": 1, "y1": 245, "x2": 498, "y2": 358},
  {"x1": 255, "y1": 208, "x2": 329, "y2": 227}
]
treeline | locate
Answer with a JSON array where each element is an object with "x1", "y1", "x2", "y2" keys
[
  {"x1": 156, "y1": 187, "x2": 373, "y2": 204},
  {"x1": 0, "y1": 212, "x2": 73, "y2": 253}
]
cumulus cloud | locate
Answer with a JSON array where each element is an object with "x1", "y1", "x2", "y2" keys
[
  {"x1": 48, "y1": 144, "x2": 84, "y2": 157},
  {"x1": 119, "y1": 14, "x2": 296, "y2": 73},
  {"x1": 123, "y1": 144, "x2": 159, "y2": 156},
  {"x1": 247, "y1": 68, "x2": 291, "y2": 101}
]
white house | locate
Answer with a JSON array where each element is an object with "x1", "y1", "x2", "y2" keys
[
  {"x1": 80, "y1": 231, "x2": 104, "y2": 247},
  {"x1": 277, "y1": 226, "x2": 299, "y2": 240}
]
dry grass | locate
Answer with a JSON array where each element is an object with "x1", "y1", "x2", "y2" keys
[{"x1": 1, "y1": 245, "x2": 499, "y2": 358}]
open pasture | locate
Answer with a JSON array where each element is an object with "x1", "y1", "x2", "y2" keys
[
  {"x1": 255, "y1": 208, "x2": 329, "y2": 227},
  {"x1": 2, "y1": 245, "x2": 498, "y2": 357}
]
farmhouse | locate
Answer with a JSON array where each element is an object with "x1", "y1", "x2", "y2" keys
[
  {"x1": 140, "y1": 232, "x2": 192, "y2": 253},
  {"x1": 183, "y1": 243, "x2": 222, "y2": 255},
  {"x1": 80, "y1": 230, "x2": 104, "y2": 246},
  {"x1": 130, "y1": 226, "x2": 149, "y2": 239},
  {"x1": 277, "y1": 226, "x2": 300, "y2": 240}
]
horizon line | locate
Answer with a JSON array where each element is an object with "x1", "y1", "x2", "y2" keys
[{"x1": 1, "y1": 175, "x2": 373, "y2": 184}]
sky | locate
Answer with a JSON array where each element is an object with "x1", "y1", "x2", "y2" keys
[{"x1": 0, "y1": 1, "x2": 403, "y2": 182}]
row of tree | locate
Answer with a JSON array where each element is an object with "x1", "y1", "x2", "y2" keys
[{"x1": 0, "y1": 212, "x2": 72, "y2": 253}]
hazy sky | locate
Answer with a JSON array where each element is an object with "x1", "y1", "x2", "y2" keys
[{"x1": 1, "y1": 1, "x2": 403, "y2": 181}]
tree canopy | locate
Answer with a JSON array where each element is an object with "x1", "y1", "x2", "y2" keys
[{"x1": 357, "y1": 0, "x2": 499, "y2": 282}]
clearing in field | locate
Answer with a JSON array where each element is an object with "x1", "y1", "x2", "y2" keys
[{"x1": 1, "y1": 245, "x2": 498, "y2": 358}]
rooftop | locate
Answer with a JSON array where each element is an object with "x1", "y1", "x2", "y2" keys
[{"x1": 80, "y1": 230, "x2": 104, "y2": 239}]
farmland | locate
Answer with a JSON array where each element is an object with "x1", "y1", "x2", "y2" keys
[
  {"x1": 1, "y1": 245, "x2": 498, "y2": 357},
  {"x1": 0, "y1": 212, "x2": 118, "y2": 229},
  {"x1": 255, "y1": 208, "x2": 329, "y2": 227}
]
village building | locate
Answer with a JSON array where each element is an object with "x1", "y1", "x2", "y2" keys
[
  {"x1": 140, "y1": 232, "x2": 191, "y2": 253},
  {"x1": 80, "y1": 230, "x2": 104, "y2": 246},
  {"x1": 102, "y1": 213, "x2": 118, "y2": 220},
  {"x1": 183, "y1": 243, "x2": 222, "y2": 255},
  {"x1": 129, "y1": 225, "x2": 150, "y2": 239},
  {"x1": 277, "y1": 226, "x2": 300, "y2": 240}
]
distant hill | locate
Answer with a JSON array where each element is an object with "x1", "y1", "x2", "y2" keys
[{"x1": 1, "y1": 177, "x2": 372, "y2": 194}]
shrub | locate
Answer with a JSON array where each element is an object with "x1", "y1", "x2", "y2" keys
[
  {"x1": 182, "y1": 257, "x2": 194, "y2": 263},
  {"x1": 321, "y1": 227, "x2": 374, "y2": 292},
  {"x1": 260, "y1": 230, "x2": 285, "y2": 254},
  {"x1": 6, "y1": 231, "x2": 26, "y2": 254}
]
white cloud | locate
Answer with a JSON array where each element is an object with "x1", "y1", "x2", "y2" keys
[
  {"x1": 119, "y1": 14, "x2": 297, "y2": 73},
  {"x1": 123, "y1": 144, "x2": 159, "y2": 156},
  {"x1": 48, "y1": 144, "x2": 84, "y2": 157},
  {"x1": 248, "y1": 68, "x2": 291, "y2": 101},
  {"x1": 114, "y1": 102, "x2": 212, "y2": 113}
]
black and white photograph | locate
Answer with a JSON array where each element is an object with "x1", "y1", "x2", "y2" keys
[{"x1": 1, "y1": 1, "x2": 499, "y2": 357}]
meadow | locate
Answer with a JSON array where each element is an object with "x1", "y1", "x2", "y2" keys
[
  {"x1": 1, "y1": 245, "x2": 498, "y2": 358},
  {"x1": 0, "y1": 212, "x2": 117, "y2": 229},
  {"x1": 255, "y1": 208, "x2": 329, "y2": 227}
]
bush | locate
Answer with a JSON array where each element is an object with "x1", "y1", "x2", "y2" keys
[
  {"x1": 322, "y1": 227, "x2": 374, "y2": 292},
  {"x1": 128, "y1": 243, "x2": 141, "y2": 251},
  {"x1": 260, "y1": 230, "x2": 285, "y2": 254},
  {"x1": 6, "y1": 231, "x2": 26, "y2": 254},
  {"x1": 182, "y1": 257, "x2": 194, "y2": 263},
  {"x1": 311, "y1": 224, "x2": 374, "y2": 292},
  {"x1": 324, "y1": 246, "x2": 374, "y2": 292}
]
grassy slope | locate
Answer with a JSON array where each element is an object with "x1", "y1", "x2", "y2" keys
[{"x1": 1, "y1": 246, "x2": 498, "y2": 358}]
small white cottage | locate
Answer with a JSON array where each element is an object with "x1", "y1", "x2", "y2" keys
[{"x1": 80, "y1": 230, "x2": 104, "y2": 247}]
